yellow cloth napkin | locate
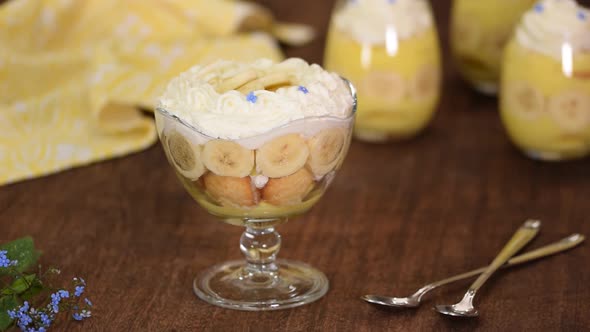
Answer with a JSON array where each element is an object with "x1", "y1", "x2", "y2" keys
[{"x1": 0, "y1": 0, "x2": 283, "y2": 185}]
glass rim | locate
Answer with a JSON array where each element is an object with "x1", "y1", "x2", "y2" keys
[{"x1": 155, "y1": 77, "x2": 357, "y2": 140}]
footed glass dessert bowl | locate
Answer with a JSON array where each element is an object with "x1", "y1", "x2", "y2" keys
[{"x1": 155, "y1": 58, "x2": 356, "y2": 310}]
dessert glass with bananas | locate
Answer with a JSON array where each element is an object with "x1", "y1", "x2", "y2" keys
[
  {"x1": 156, "y1": 58, "x2": 356, "y2": 310},
  {"x1": 500, "y1": 0, "x2": 590, "y2": 161},
  {"x1": 451, "y1": 0, "x2": 537, "y2": 94},
  {"x1": 324, "y1": 0, "x2": 441, "y2": 142}
]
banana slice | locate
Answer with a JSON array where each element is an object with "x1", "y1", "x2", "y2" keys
[
  {"x1": 166, "y1": 130, "x2": 206, "y2": 180},
  {"x1": 306, "y1": 128, "x2": 347, "y2": 177},
  {"x1": 202, "y1": 140, "x2": 255, "y2": 177},
  {"x1": 409, "y1": 65, "x2": 440, "y2": 101},
  {"x1": 256, "y1": 134, "x2": 309, "y2": 178},
  {"x1": 196, "y1": 61, "x2": 234, "y2": 83},
  {"x1": 262, "y1": 168, "x2": 315, "y2": 206},
  {"x1": 216, "y1": 69, "x2": 259, "y2": 93},
  {"x1": 504, "y1": 82, "x2": 545, "y2": 119},
  {"x1": 547, "y1": 91, "x2": 590, "y2": 133},
  {"x1": 203, "y1": 173, "x2": 258, "y2": 208},
  {"x1": 358, "y1": 71, "x2": 407, "y2": 104},
  {"x1": 237, "y1": 72, "x2": 294, "y2": 94}
]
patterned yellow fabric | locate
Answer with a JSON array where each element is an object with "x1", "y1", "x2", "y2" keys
[{"x1": 0, "y1": 0, "x2": 283, "y2": 185}]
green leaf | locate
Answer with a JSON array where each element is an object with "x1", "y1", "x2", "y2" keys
[
  {"x1": 0, "y1": 296, "x2": 18, "y2": 331},
  {"x1": 0, "y1": 237, "x2": 41, "y2": 275},
  {"x1": 19, "y1": 283, "x2": 43, "y2": 301},
  {"x1": 1, "y1": 274, "x2": 36, "y2": 296}
]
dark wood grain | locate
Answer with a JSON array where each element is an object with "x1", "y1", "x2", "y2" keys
[{"x1": 2, "y1": 0, "x2": 590, "y2": 331}]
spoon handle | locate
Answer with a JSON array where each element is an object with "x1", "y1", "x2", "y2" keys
[
  {"x1": 467, "y1": 220, "x2": 541, "y2": 293},
  {"x1": 423, "y1": 233, "x2": 585, "y2": 293}
]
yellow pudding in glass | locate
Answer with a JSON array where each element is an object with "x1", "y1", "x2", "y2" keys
[
  {"x1": 324, "y1": 0, "x2": 441, "y2": 142},
  {"x1": 500, "y1": 0, "x2": 590, "y2": 161},
  {"x1": 451, "y1": 0, "x2": 537, "y2": 94}
]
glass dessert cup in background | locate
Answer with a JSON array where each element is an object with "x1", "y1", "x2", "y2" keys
[
  {"x1": 500, "y1": 28, "x2": 590, "y2": 161},
  {"x1": 154, "y1": 80, "x2": 356, "y2": 311},
  {"x1": 500, "y1": 0, "x2": 590, "y2": 161},
  {"x1": 324, "y1": 0, "x2": 441, "y2": 143},
  {"x1": 451, "y1": 0, "x2": 537, "y2": 95}
]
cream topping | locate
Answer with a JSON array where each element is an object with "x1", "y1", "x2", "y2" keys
[
  {"x1": 516, "y1": 0, "x2": 590, "y2": 59},
  {"x1": 158, "y1": 58, "x2": 354, "y2": 139},
  {"x1": 332, "y1": 0, "x2": 433, "y2": 45}
]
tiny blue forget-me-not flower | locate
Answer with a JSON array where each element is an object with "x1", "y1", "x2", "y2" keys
[
  {"x1": 0, "y1": 250, "x2": 18, "y2": 268},
  {"x1": 74, "y1": 285, "x2": 85, "y2": 297}
]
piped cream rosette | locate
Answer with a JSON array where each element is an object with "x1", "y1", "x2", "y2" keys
[{"x1": 157, "y1": 58, "x2": 355, "y2": 208}]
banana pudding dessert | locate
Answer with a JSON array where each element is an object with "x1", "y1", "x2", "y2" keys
[
  {"x1": 156, "y1": 59, "x2": 355, "y2": 222},
  {"x1": 451, "y1": 0, "x2": 537, "y2": 94},
  {"x1": 324, "y1": 0, "x2": 441, "y2": 142},
  {"x1": 500, "y1": 0, "x2": 590, "y2": 160}
]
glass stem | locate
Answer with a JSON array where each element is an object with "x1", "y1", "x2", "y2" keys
[{"x1": 240, "y1": 227, "x2": 281, "y2": 278}]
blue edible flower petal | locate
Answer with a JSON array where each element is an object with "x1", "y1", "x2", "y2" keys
[{"x1": 246, "y1": 92, "x2": 258, "y2": 104}]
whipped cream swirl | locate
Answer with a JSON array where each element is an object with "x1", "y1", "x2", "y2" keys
[
  {"x1": 158, "y1": 58, "x2": 354, "y2": 139},
  {"x1": 332, "y1": 0, "x2": 433, "y2": 45},
  {"x1": 516, "y1": 0, "x2": 590, "y2": 59}
]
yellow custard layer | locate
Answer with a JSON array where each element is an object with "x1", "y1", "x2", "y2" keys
[
  {"x1": 324, "y1": 27, "x2": 441, "y2": 141},
  {"x1": 451, "y1": 0, "x2": 537, "y2": 91},
  {"x1": 500, "y1": 40, "x2": 590, "y2": 160}
]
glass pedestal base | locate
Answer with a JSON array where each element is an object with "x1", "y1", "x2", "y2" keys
[{"x1": 193, "y1": 259, "x2": 329, "y2": 311}]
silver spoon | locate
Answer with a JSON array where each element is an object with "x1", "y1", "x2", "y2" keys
[
  {"x1": 435, "y1": 219, "x2": 541, "y2": 317},
  {"x1": 362, "y1": 233, "x2": 585, "y2": 308}
]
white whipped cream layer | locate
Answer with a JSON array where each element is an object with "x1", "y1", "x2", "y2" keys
[
  {"x1": 158, "y1": 58, "x2": 354, "y2": 140},
  {"x1": 516, "y1": 0, "x2": 590, "y2": 59},
  {"x1": 333, "y1": 0, "x2": 433, "y2": 45}
]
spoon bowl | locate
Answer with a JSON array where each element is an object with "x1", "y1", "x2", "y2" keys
[
  {"x1": 435, "y1": 305, "x2": 478, "y2": 317},
  {"x1": 362, "y1": 294, "x2": 420, "y2": 308}
]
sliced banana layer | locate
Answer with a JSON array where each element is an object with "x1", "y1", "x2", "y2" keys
[
  {"x1": 306, "y1": 128, "x2": 347, "y2": 177},
  {"x1": 409, "y1": 65, "x2": 440, "y2": 101},
  {"x1": 256, "y1": 134, "x2": 310, "y2": 178},
  {"x1": 505, "y1": 82, "x2": 545, "y2": 119},
  {"x1": 262, "y1": 168, "x2": 315, "y2": 206},
  {"x1": 359, "y1": 71, "x2": 407, "y2": 104},
  {"x1": 547, "y1": 91, "x2": 590, "y2": 133},
  {"x1": 202, "y1": 140, "x2": 255, "y2": 177},
  {"x1": 203, "y1": 173, "x2": 258, "y2": 208},
  {"x1": 166, "y1": 130, "x2": 205, "y2": 180}
]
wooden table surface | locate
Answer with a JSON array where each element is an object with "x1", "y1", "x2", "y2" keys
[{"x1": 2, "y1": 0, "x2": 590, "y2": 331}]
